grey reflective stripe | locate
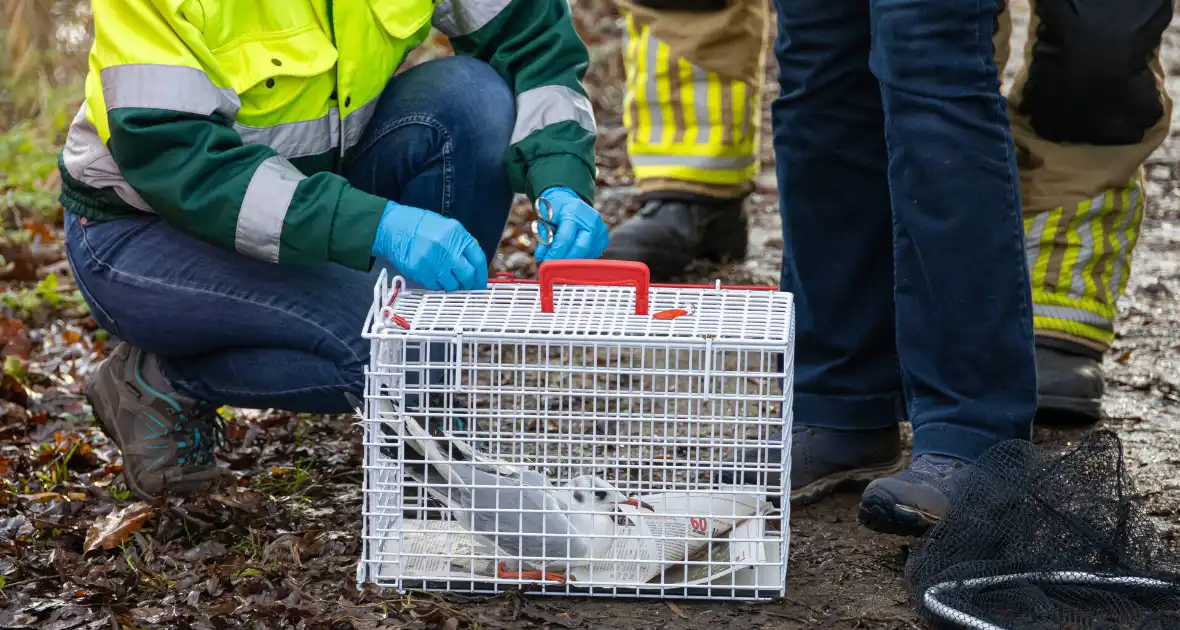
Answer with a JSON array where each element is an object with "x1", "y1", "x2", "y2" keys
[
  {"x1": 432, "y1": 0, "x2": 513, "y2": 37},
  {"x1": 235, "y1": 156, "x2": 306, "y2": 263},
  {"x1": 1024, "y1": 211, "x2": 1048, "y2": 274},
  {"x1": 101, "y1": 64, "x2": 240, "y2": 119},
  {"x1": 510, "y1": 85, "x2": 597, "y2": 145},
  {"x1": 234, "y1": 109, "x2": 339, "y2": 159},
  {"x1": 342, "y1": 98, "x2": 380, "y2": 154},
  {"x1": 61, "y1": 104, "x2": 154, "y2": 212},
  {"x1": 1032, "y1": 304, "x2": 1113, "y2": 330},
  {"x1": 629, "y1": 153, "x2": 756, "y2": 170},
  {"x1": 1068, "y1": 194, "x2": 1104, "y2": 300},
  {"x1": 1109, "y1": 185, "x2": 1141, "y2": 299},
  {"x1": 690, "y1": 65, "x2": 710, "y2": 145},
  {"x1": 645, "y1": 32, "x2": 662, "y2": 145}
]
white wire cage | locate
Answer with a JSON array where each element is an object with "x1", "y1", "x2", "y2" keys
[{"x1": 357, "y1": 260, "x2": 795, "y2": 600}]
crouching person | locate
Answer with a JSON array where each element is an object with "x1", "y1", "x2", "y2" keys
[{"x1": 59, "y1": 0, "x2": 608, "y2": 500}]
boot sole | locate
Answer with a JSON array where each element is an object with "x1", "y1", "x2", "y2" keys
[
  {"x1": 856, "y1": 497, "x2": 939, "y2": 538},
  {"x1": 789, "y1": 457, "x2": 908, "y2": 507},
  {"x1": 1036, "y1": 394, "x2": 1102, "y2": 427},
  {"x1": 700, "y1": 217, "x2": 749, "y2": 265}
]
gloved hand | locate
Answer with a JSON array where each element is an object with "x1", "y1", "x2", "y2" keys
[
  {"x1": 371, "y1": 200, "x2": 488, "y2": 291},
  {"x1": 534, "y1": 186, "x2": 609, "y2": 262}
]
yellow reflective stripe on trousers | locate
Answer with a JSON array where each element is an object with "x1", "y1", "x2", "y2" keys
[
  {"x1": 622, "y1": 16, "x2": 759, "y2": 186},
  {"x1": 1109, "y1": 177, "x2": 1145, "y2": 300},
  {"x1": 1024, "y1": 176, "x2": 1144, "y2": 347},
  {"x1": 100, "y1": 64, "x2": 239, "y2": 118},
  {"x1": 432, "y1": 0, "x2": 513, "y2": 37},
  {"x1": 510, "y1": 85, "x2": 596, "y2": 145},
  {"x1": 235, "y1": 156, "x2": 306, "y2": 263}
]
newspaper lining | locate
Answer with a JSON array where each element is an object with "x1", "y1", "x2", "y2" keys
[{"x1": 375, "y1": 489, "x2": 774, "y2": 588}]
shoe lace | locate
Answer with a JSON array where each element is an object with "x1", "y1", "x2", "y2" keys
[
  {"x1": 168, "y1": 401, "x2": 227, "y2": 467},
  {"x1": 915, "y1": 454, "x2": 966, "y2": 480}
]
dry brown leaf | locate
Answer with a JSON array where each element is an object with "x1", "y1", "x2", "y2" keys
[
  {"x1": 84, "y1": 502, "x2": 156, "y2": 553},
  {"x1": 21, "y1": 492, "x2": 65, "y2": 503},
  {"x1": 666, "y1": 602, "x2": 688, "y2": 619},
  {"x1": 62, "y1": 329, "x2": 83, "y2": 345},
  {"x1": 211, "y1": 491, "x2": 263, "y2": 511},
  {"x1": 0, "y1": 318, "x2": 32, "y2": 359}
]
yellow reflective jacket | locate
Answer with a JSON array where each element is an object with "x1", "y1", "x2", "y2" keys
[{"x1": 59, "y1": 0, "x2": 597, "y2": 270}]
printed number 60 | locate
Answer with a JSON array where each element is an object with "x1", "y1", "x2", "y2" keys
[{"x1": 690, "y1": 517, "x2": 707, "y2": 534}]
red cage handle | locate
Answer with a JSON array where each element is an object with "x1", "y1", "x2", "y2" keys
[{"x1": 538, "y1": 260, "x2": 651, "y2": 315}]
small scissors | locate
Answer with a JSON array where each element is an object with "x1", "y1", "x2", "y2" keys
[{"x1": 531, "y1": 196, "x2": 559, "y2": 246}]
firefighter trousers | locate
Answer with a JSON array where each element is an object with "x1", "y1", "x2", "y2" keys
[{"x1": 616, "y1": 0, "x2": 1172, "y2": 352}]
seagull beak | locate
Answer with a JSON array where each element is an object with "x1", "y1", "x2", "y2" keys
[{"x1": 618, "y1": 497, "x2": 655, "y2": 512}]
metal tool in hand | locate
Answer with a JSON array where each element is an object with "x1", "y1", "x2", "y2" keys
[{"x1": 532, "y1": 196, "x2": 559, "y2": 246}]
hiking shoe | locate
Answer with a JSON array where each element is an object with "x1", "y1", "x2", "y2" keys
[
  {"x1": 718, "y1": 424, "x2": 906, "y2": 506},
  {"x1": 85, "y1": 343, "x2": 226, "y2": 500},
  {"x1": 1035, "y1": 339, "x2": 1105, "y2": 425},
  {"x1": 857, "y1": 454, "x2": 971, "y2": 537},
  {"x1": 600, "y1": 196, "x2": 748, "y2": 280}
]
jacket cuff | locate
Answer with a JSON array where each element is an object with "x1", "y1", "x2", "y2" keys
[
  {"x1": 526, "y1": 154, "x2": 596, "y2": 205},
  {"x1": 329, "y1": 188, "x2": 388, "y2": 271}
]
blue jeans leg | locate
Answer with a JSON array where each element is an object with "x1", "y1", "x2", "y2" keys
[
  {"x1": 772, "y1": 0, "x2": 906, "y2": 431},
  {"x1": 63, "y1": 56, "x2": 516, "y2": 414},
  {"x1": 771, "y1": 0, "x2": 1037, "y2": 461}
]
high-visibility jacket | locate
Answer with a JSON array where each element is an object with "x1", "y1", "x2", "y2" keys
[{"x1": 59, "y1": 0, "x2": 597, "y2": 272}]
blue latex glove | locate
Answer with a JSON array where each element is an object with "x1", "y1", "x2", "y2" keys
[
  {"x1": 534, "y1": 186, "x2": 609, "y2": 262},
  {"x1": 371, "y1": 200, "x2": 488, "y2": 291}
]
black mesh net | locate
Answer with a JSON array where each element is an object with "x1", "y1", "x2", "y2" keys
[{"x1": 904, "y1": 429, "x2": 1180, "y2": 630}]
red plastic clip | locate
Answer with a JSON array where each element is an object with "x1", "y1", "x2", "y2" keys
[
  {"x1": 381, "y1": 280, "x2": 407, "y2": 327},
  {"x1": 653, "y1": 304, "x2": 694, "y2": 320}
]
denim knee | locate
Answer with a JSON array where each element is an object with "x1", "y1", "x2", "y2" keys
[
  {"x1": 869, "y1": 0, "x2": 1003, "y2": 98},
  {"x1": 415, "y1": 56, "x2": 515, "y2": 166}
]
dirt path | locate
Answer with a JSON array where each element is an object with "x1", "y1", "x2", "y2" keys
[{"x1": 0, "y1": 2, "x2": 1176, "y2": 629}]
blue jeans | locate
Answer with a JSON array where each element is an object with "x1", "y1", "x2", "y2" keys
[
  {"x1": 771, "y1": 0, "x2": 1037, "y2": 461},
  {"x1": 64, "y1": 56, "x2": 516, "y2": 414}
]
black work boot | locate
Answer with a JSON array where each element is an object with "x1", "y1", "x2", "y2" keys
[
  {"x1": 600, "y1": 195, "x2": 748, "y2": 280},
  {"x1": 717, "y1": 424, "x2": 906, "y2": 508},
  {"x1": 1034, "y1": 337, "x2": 1105, "y2": 426},
  {"x1": 85, "y1": 343, "x2": 227, "y2": 500}
]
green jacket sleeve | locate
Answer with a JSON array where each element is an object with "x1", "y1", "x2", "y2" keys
[
  {"x1": 434, "y1": 0, "x2": 599, "y2": 203},
  {"x1": 106, "y1": 107, "x2": 385, "y2": 270}
]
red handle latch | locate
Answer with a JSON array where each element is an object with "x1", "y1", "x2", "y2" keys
[{"x1": 538, "y1": 260, "x2": 651, "y2": 315}]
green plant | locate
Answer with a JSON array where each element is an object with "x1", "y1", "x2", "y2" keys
[
  {"x1": 109, "y1": 484, "x2": 132, "y2": 501},
  {"x1": 257, "y1": 457, "x2": 317, "y2": 499},
  {"x1": 33, "y1": 439, "x2": 79, "y2": 488},
  {"x1": 0, "y1": 272, "x2": 88, "y2": 320}
]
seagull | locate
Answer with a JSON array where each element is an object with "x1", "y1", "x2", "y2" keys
[{"x1": 347, "y1": 392, "x2": 654, "y2": 582}]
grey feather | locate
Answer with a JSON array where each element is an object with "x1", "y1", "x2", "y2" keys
[{"x1": 400, "y1": 409, "x2": 594, "y2": 563}]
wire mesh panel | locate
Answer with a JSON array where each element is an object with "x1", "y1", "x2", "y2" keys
[{"x1": 357, "y1": 261, "x2": 795, "y2": 600}]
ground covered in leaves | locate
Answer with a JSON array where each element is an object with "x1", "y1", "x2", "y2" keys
[{"x1": 2, "y1": 1, "x2": 1178, "y2": 628}]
